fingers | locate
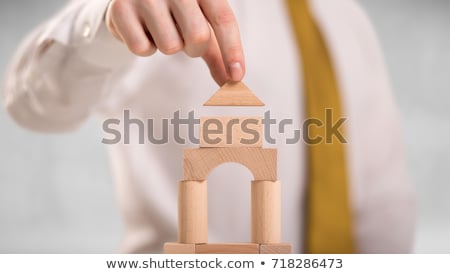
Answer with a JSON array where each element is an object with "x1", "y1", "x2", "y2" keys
[
  {"x1": 107, "y1": 0, "x2": 156, "y2": 56},
  {"x1": 107, "y1": 0, "x2": 245, "y2": 84},
  {"x1": 140, "y1": 0, "x2": 184, "y2": 55},
  {"x1": 199, "y1": 0, "x2": 245, "y2": 82},
  {"x1": 202, "y1": 30, "x2": 228, "y2": 85},
  {"x1": 170, "y1": 0, "x2": 211, "y2": 57}
]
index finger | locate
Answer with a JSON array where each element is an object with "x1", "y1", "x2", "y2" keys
[{"x1": 199, "y1": 0, "x2": 245, "y2": 82}]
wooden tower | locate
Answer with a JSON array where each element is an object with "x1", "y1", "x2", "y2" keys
[{"x1": 164, "y1": 82, "x2": 292, "y2": 254}]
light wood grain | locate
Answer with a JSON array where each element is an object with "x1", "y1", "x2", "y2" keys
[
  {"x1": 259, "y1": 243, "x2": 292, "y2": 254},
  {"x1": 164, "y1": 242, "x2": 292, "y2": 254},
  {"x1": 164, "y1": 243, "x2": 196, "y2": 254},
  {"x1": 178, "y1": 180, "x2": 208, "y2": 244},
  {"x1": 200, "y1": 116, "x2": 263, "y2": 147},
  {"x1": 251, "y1": 180, "x2": 281, "y2": 244},
  {"x1": 203, "y1": 81, "x2": 265, "y2": 106},
  {"x1": 183, "y1": 147, "x2": 277, "y2": 181},
  {"x1": 195, "y1": 243, "x2": 259, "y2": 254}
]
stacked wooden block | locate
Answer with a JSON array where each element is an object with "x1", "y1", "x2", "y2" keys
[{"x1": 164, "y1": 82, "x2": 292, "y2": 254}]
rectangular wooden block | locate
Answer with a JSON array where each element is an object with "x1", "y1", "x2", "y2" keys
[
  {"x1": 200, "y1": 116, "x2": 263, "y2": 147},
  {"x1": 195, "y1": 243, "x2": 260, "y2": 254},
  {"x1": 203, "y1": 81, "x2": 265, "y2": 106},
  {"x1": 259, "y1": 243, "x2": 292, "y2": 254},
  {"x1": 164, "y1": 243, "x2": 196, "y2": 254}
]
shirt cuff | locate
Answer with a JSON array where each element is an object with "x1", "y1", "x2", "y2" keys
[
  {"x1": 73, "y1": 0, "x2": 135, "y2": 68},
  {"x1": 41, "y1": 0, "x2": 134, "y2": 69}
]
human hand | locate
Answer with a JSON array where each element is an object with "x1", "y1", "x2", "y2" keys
[{"x1": 105, "y1": 0, "x2": 245, "y2": 85}]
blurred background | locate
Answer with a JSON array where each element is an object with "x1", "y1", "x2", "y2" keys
[{"x1": 0, "y1": 0, "x2": 449, "y2": 253}]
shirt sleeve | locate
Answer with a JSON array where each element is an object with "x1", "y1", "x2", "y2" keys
[{"x1": 2, "y1": 0, "x2": 134, "y2": 133}]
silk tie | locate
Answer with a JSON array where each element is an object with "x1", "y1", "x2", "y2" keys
[{"x1": 285, "y1": 0, "x2": 354, "y2": 253}]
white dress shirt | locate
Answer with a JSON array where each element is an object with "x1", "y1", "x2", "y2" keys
[{"x1": 3, "y1": 0, "x2": 415, "y2": 253}]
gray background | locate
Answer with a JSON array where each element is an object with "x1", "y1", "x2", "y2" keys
[{"x1": 0, "y1": 0, "x2": 449, "y2": 253}]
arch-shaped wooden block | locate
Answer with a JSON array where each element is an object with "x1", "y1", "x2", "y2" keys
[{"x1": 183, "y1": 147, "x2": 277, "y2": 181}]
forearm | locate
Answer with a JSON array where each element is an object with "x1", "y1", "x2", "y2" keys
[{"x1": 3, "y1": 0, "x2": 133, "y2": 133}]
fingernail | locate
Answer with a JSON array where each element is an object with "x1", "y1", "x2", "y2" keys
[{"x1": 229, "y1": 62, "x2": 243, "y2": 82}]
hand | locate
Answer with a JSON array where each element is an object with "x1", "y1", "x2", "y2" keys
[{"x1": 105, "y1": 0, "x2": 245, "y2": 85}]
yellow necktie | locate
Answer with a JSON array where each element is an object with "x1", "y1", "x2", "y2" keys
[{"x1": 286, "y1": 0, "x2": 354, "y2": 253}]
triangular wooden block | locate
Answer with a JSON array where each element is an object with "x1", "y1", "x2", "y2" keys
[{"x1": 204, "y1": 81, "x2": 265, "y2": 106}]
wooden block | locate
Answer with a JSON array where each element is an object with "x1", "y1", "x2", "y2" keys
[
  {"x1": 200, "y1": 116, "x2": 263, "y2": 147},
  {"x1": 259, "y1": 243, "x2": 292, "y2": 254},
  {"x1": 196, "y1": 243, "x2": 259, "y2": 254},
  {"x1": 178, "y1": 180, "x2": 208, "y2": 244},
  {"x1": 251, "y1": 180, "x2": 281, "y2": 243},
  {"x1": 203, "y1": 81, "x2": 265, "y2": 106},
  {"x1": 164, "y1": 243, "x2": 196, "y2": 254},
  {"x1": 183, "y1": 147, "x2": 277, "y2": 181}
]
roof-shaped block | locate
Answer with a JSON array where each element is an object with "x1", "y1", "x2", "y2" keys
[{"x1": 203, "y1": 81, "x2": 265, "y2": 107}]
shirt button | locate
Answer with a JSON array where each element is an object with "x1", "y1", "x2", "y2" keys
[{"x1": 82, "y1": 23, "x2": 92, "y2": 39}]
